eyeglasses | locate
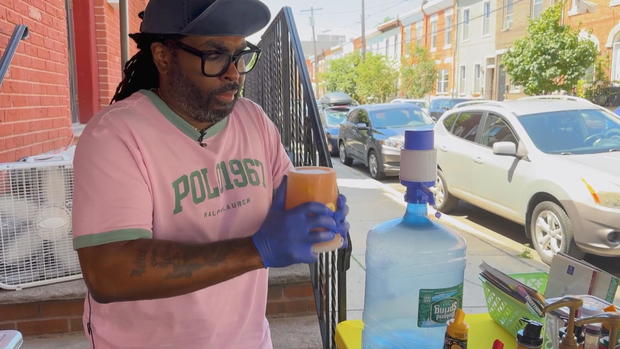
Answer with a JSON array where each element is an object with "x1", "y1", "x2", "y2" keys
[{"x1": 173, "y1": 41, "x2": 262, "y2": 78}]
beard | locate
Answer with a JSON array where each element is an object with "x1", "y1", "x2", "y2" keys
[{"x1": 165, "y1": 58, "x2": 240, "y2": 124}]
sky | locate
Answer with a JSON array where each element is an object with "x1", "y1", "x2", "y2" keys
[{"x1": 248, "y1": 0, "x2": 422, "y2": 43}]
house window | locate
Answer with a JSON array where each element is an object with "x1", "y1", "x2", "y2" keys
[
  {"x1": 474, "y1": 64, "x2": 482, "y2": 93},
  {"x1": 460, "y1": 66, "x2": 466, "y2": 94},
  {"x1": 483, "y1": 2, "x2": 491, "y2": 35},
  {"x1": 613, "y1": 33, "x2": 620, "y2": 82},
  {"x1": 406, "y1": 25, "x2": 412, "y2": 45},
  {"x1": 462, "y1": 9, "x2": 470, "y2": 41},
  {"x1": 504, "y1": 0, "x2": 514, "y2": 30},
  {"x1": 431, "y1": 17, "x2": 438, "y2": 50},
  {"x1": 445, "y1": 10, "x2": 453, "y2": 47},
  {"x1": 532, "y1": 0, "x2": 543, "y2": 19},
  {"x1": 416, "y1": 21, "x2": 424, "y2": 47},
  {"x1": 438, "y1": 69, "x2": 449, "y2": 93}
]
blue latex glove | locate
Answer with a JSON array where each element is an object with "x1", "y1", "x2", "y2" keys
[
  {"x1": 334, "y1": 194, "x2": 350, "y2": 249},
  {"x1": 252, "y1": 176, "x2": 339, "y2": 268}
]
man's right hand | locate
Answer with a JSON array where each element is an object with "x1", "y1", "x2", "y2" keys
[{"x1": 252, "y1": 176, "x2": 338, "y2": 268}]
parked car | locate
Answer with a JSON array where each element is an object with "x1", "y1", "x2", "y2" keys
[
  {"x1": 429, "y1": 98, "x2": 472, "y2": 121},
  {"x1": 320, "y1": 106, "x2": 350, "y2": 156},
  {"x1": 390, "y1": 98, "x2": 429, "y2": 114},
  {"x1": 338, "y1": 104, "x2": 434, "y2": 179},
  {"x1": 434, "y1": 95, "x2": 620, "y2": 264},
  {"x1": 318, "y1": 91, "x2": 358, "y2": 111}
]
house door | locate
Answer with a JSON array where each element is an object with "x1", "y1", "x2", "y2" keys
[
  {"x1": 498, "y1": 65, "x2": 507, "y2": 101},
  {"x1": 486, "y1": 67, "x2": 495, "y2": 100},
  {"x1": 65, "y1": 0, "x2": 79, "y2": 124}
]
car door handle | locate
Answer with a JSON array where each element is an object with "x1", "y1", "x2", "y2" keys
[
  {"x1": 474, "y1": 156, "x2": 484, "y2": 164},
  {"x1": 439, "y1": 145, "x2": 448, "y2": 152}
]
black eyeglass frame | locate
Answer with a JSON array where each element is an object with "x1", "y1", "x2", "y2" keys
[{"x1": 172, "y1": 40, "x2": 262, "y2": 78}]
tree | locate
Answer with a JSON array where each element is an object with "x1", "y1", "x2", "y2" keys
[
  {"x1": 400, "y1": 46, "x2": 438, "y2": 98},
  {"x1": 502, "y1": 4, "x2": 598, "y2": 95},
  {"x1": 354, "y1": 52, "x2": 399, "y2": 103},
  {"x1": 319, "y1": 52, "x2": 361, "y2": 101}
]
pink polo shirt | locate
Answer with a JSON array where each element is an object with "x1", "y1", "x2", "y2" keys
[{"x1": 72, "y1": 90, "x2": 293, "y2": 348}]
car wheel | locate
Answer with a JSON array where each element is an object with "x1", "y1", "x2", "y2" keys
[
  {"x1": 339, "y1": 142, "x2": 353, "y2": 166},
  {"x1": 530, "y1": 201, "x2": 584, "y2": 265},
  {"x1": 328, "y1": 140, "x2": 339, "y2": 156},
  {"x1": 368, "y1": 151, "x2": 385, "y2": 180},
  {"x1": 435, "y1": 170, "x2": 459, "y2": 213}
]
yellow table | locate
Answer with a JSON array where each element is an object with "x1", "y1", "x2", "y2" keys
[{"x1": 336, "y1": 313, "x2": 516, "y2": 349}]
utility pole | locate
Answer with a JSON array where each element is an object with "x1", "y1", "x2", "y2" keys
[
  {"x1": 301, "y1": 7, "x2": 322, "y2": 93},
  {"x1": 361, "y1": 0, "x2": 366, "y2": 60}
]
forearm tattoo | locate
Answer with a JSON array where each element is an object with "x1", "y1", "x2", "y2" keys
[{"x1": 129, "y1": 241, "x2": 239, "y2": 279}]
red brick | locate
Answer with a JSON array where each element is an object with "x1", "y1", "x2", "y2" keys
[
  {"x1": 69, "y1": 318, "x2": 83, "y2": 332},
  {"x1": 283, "y1": 283, "x2": 314, "y2": 299},
  {"x1": 0, "y1": 303, "x2": 39, "y2": 321},
  {"x1": 39, "y1": 300, "x2": 84, "y2": 317},
  {"x1": 267, "y1": 285, "x2": 283, "y2": 300},
  {"x1": 0, "y1": 322, "x2": 16, "y2": 330},
  {"x1": 17, "y1": 319, "x2": 69, "y2": 335}
]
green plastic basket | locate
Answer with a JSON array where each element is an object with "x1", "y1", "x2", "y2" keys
[{"x1": 481, "y1": 272, "x2": 548, "y2": 336}]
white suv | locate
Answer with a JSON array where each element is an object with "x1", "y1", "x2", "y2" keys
[{"x1": 434, "y1": 96, "x2": 620, "y2": 264}]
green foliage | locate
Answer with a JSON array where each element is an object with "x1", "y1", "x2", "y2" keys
[
  {"x1": 354, "y1": 53, "x2": 399, "y2": 103},
  {"x1": 400, "y1": 46, "x2": 438, "y2": 98},
  {"x1": 319, "y1": 52, "x2": 362, "y2": 101},
  {"x1": 519, "y1": 243, "x2": 533, "y2": 259},
  {"x1": 502, "y1": 4, "x2": 598, "y2": 95},
  {"x1": 583, "y1": 54, "x2": 613, "y2": 104}
]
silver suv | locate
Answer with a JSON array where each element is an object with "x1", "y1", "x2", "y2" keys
[{"x1": 434, "y1": 96, "x2": 620, "y2": 264}]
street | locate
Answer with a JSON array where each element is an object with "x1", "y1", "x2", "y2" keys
[{"x1": 337, "y1": 158, "x2": 620, "y2": 279}]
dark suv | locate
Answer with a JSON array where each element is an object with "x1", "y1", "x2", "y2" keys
[{"x1": 338, "y1": 104, "x2": 434, "y2": 179}]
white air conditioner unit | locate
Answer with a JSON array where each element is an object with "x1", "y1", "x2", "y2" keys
[{"x1": 0, "y1": 146, "x2": 81, "y2": 290}]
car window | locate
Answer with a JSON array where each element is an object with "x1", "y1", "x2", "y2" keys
[
  {"x1": 442, "y1": 113, "x2": 460, "y2": 132},
  {"x1": 358, "y1": 109, "x2": 370, "y2": 125},
  {"x1": 370, "y1": 108, "x2": 433, "y2": 128},
  {"x1": 451, "y1": 112, "x2": 483, "y2": 141},
  {"x1": 348, "y1": 110, "x2": 360, "y2": 124},
  {"x1": 480, "y1": 113, "x2": 517, "y2": 147},
  {"x1": 324, "y1": 109, "x2": 348, "y2": 127},
  {"x1": 520, "y1": 108, "x2": 620, "y2": 154}
]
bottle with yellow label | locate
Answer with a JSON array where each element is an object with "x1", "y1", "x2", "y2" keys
[{"x1": 444, "y1": 308, "x2": 468, "y2": 349}]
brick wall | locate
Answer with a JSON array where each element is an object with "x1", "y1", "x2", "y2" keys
[
  {"x1": 0, "y1": 0, "x2": 73, "y2": 162},
  {"x1": 94, "y1": 0, "x2": 147, "y2": 108},
  {"x1": 0, "y1": 281, "x2": 315, "y2": 336}
]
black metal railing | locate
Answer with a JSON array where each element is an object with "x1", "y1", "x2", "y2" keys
[
  {"x1": 244, "y1": 7, "x2": 352, "y2": 349},
  {"x1": 0, "y1": 25, "x2": 29, "y2": 87}
]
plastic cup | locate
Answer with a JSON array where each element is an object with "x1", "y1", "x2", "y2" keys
[{"x1": 285, "y1": 166, "x2": 343, "y2": 253}]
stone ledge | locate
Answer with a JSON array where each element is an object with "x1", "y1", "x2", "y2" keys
[{"x1": 0, "y1": 265, "x2": 311, "y2": 305}]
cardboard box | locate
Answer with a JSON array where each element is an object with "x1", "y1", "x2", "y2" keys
[{"x1": 544, "y1": 252, "x2": 619, "y2": 303}]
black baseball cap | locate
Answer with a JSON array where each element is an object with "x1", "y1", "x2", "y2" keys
[{"x1": 140, "y1": 0, "x2": 271, "y2": 37}]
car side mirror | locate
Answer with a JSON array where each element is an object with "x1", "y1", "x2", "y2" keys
[
  {"x1": 493, "y1": 142, "x2": 517, "y2": 156},
  {"x1": 356, "y1": 123, "x2": 369, "y2": 130}
]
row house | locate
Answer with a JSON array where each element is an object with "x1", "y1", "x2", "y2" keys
[
  {"x1": 422, "y1": 0, "x2": 457, "y2": 96},
  {"x1": 563, "y1": 0, "x2": 620, "y2": 82},
  {"x1": 366, "y1": 18, "x2": 402, "y2": 64},
  {"x1": 455, "y1": 0, "x2": 497, "y2": 98},
  {"x1": 492, "y1": 0, "x2": 554, "y2": 100}
]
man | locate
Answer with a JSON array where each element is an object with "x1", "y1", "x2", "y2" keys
[{"x1": 72, "y1": 0, "x2": 349, "y2": 348}]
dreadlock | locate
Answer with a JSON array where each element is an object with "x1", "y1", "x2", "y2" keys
[{"x1": 111, "y1": 32, "x2": 185, "y2": 103}]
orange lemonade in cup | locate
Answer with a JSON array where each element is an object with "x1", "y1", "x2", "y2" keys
[{"x1": 285, "y1": 166, "x2": 343, "y2": 253}]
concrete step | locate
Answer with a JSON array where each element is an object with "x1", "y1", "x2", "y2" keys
[{"x1": 21, "y1": 314, "x2": 323, "y2": 349}]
